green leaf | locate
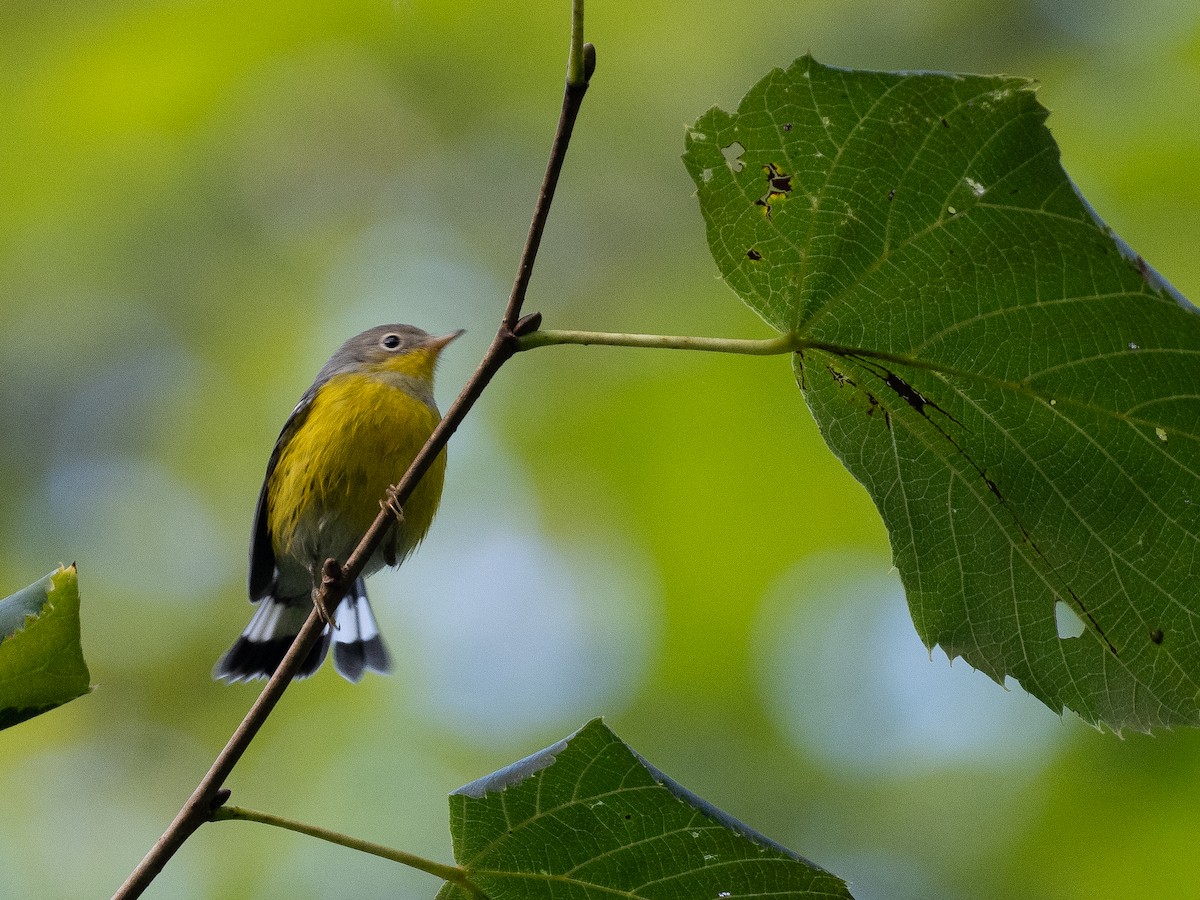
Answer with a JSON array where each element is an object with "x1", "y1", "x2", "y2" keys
[
  {"x1": 437, "y1": 718, "x2": 851, "y2": 900},
  {"x1": 683, "y1": 55, "x2": 1200, "y2": 732},
  {"x1": 0, "y1": 565, "x2": 92, "y2": 730}
]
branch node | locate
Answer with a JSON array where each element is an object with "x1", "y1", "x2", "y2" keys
[
  {"x1": 210, "y1": 789, "x2": 232, "y2": 815},
  {"x1": 315, "y1": 560, "x2": 345, "y2": 625},
  {"x1": 583, "y1": 42, "x2": 597, "y2": 81},
  {"x1": 513, "y1": 311, "x2": 544, "y2": 337}
]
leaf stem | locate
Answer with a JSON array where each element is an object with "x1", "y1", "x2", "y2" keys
[
  {"x1": 517, "y1": 328, "x2": 802, "y2": 356},
  {"x1": 567, "y1": 1, "x2": 587, "y2": 86},
  {"x1": 212, "y1": 806, "x2": 489, "y2": 899}
]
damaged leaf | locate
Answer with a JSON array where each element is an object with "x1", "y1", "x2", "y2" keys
[{"x1": 685, "y1": 55, "x2": 1200, "y2": 732}]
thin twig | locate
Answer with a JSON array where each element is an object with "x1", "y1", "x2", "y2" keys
[
  {"x1": 213, "y1": 806, "x2": 489, "y2": 899},
  {"x1": 112, "y1": 610, "x2": 330, "y2": 899},
  {"x1": 111, "y1": 20, "x2": 595, "y2": 900},
  {"x1": 503, "y1": 36, "x2": 595, "y2": 330}
]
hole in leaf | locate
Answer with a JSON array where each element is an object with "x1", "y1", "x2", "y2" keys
[
  {"x1": 764, "y1": 162, "x2": 792, "y2": 194},
  {"x1": 754, "y1": 162, "x2": 792, "y2": 218},
  {"x1": 721, "y1": 141, "x2": 746, "y2": 172},
  {"x1": 1055, "y1": 600, "x2": 1085, "y2": 639}
]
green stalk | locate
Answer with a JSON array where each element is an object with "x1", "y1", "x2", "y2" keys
[
  {"x1": 567, "y1": 0, "x2": 587, "y2": 85},
  {"x1": 517, "y1": 327, "x2": 803, "y2": 356},
  {"x1": 212, "y1": 806, "x2": 489, "y2": 899}
]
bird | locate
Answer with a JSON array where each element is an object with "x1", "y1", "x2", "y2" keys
[{"x1": 214, "y1": 324, "x2": 461, "y2": 683}]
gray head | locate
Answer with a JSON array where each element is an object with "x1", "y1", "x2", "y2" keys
[{"x1": 311, "y1": 324, "x2": 463, "y2": 405}]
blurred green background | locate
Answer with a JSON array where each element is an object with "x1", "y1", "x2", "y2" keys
[{"x1": 2, "y1": 1, "x2": 1199, "y2": 897}]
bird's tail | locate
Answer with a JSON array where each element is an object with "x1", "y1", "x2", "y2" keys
[
  {"x1": 330, "y1": 578, "x2": 393, "y2": 683},
  {"x1": 213, "y1": 577, "x2": 392, "y2": 683}
]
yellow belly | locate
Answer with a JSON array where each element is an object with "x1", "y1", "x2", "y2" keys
[{"x1": 266, "y1": 371, "x2": 446, "y2": 576}]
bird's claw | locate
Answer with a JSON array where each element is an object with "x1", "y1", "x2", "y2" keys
[{"x1": 381, "y1": 484, "x2": 406, "y2": 524}]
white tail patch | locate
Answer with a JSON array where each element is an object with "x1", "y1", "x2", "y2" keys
[
  {"x1": 332, "y1": 594, "x2": 380, "y2": 646},
  {"x1": 242, "y1": 598, "x2": 317, "y2": 644}
]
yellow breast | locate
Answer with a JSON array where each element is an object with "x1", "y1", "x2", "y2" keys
[{"x1": 266, "y1": 370, "x2": 446, "y2": 572}]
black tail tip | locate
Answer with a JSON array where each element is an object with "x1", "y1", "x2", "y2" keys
[
  {"x1": 333, "y1": 635, "x2": 393, "y2": 684},
  {"x1": 213, "y1": 632, "x2": 331, "y2": 683}
]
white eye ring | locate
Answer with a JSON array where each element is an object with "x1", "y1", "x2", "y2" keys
[{"x1": 381, "y1": 333, "x2": 402, "y2": 350}]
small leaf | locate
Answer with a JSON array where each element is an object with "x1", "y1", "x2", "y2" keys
[
  {"x1": 437, "y1": 719, "x2": 851, "y2": 900},
  {"x1": 0, "y1": 565, "x2": 92, "y2": 730},
  {"x1": 684, "y1": 56, "x2": 1200, "y2": 732}
]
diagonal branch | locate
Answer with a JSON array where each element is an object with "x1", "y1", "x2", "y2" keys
[
  {"x1": 504, "y1": 41, "x2": 595, "y2": 331},
  {"x1": 111, "y1": 29, "x2": 595, "y2": 900}
]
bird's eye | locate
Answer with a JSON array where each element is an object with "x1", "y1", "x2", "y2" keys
[{"x1": 381, "y1": 333, "x2": 402, "y2": 350}]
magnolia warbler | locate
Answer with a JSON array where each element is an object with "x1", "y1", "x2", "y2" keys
[{"x1": 214, "y1": 324, "x2": 461, "y2": 683}]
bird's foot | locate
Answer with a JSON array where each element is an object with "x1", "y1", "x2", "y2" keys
[{"x1": 381, "y1": 484, "x2": 406, "y2": 525}]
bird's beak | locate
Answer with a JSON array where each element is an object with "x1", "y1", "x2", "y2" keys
[{"x1": 425, "y1": 329, "x2": 465, "y2": 352}]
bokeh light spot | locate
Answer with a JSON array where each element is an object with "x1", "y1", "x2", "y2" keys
[{"x1": 755, "y1": 551, "x2": 1066, "y2": 776}]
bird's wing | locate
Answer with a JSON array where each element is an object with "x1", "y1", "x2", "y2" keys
[{"x1": 248, "y1": 391, "x2": 315, "y2": 601}]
